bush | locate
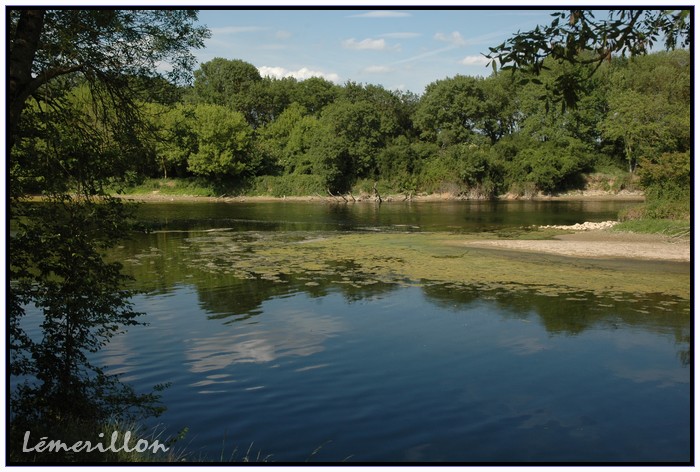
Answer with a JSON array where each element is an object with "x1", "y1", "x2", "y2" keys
[
  {"x1": 417, "y1": 154, "x2": 465, "y2": 194},
  {"x1": 638, "y1": 152, "x2": 690, "y2": 202},
  {"x1": 507, "y1": 138, "x2": 593, "y2": 194},
  {"x1": 251, "y1": 174, "x2": 325, "y2": 197},
  {"x1": 619, "y1": 200, "x2": 690, "y2": 221}
]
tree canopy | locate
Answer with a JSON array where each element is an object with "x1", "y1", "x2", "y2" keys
[
  {"x1": 9, "y1": 8, "x2": 209, "y2": 450},
  {"x1": 485, "y1": 9, "x2": 691, "y2": 109},
  {"x1": 9, "y1": 10, "x2": 209, "y2": 150}
]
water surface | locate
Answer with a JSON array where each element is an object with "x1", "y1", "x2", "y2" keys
[{"x1": 29, "y1": 200, "x2": 694, "y2": 462}]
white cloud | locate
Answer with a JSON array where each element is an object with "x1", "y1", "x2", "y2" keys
[
  {"x1": 380, "y1": 32, "x2": 421, "y2": 39},
  {"x1": 349, "y1": 11, "x2": 411, "y2": 18},
  {"x1": 434, "y1": 31, "x2": 467, "y2": 47},
  {"x1": 342, "y1": 38, "x2": 392, "y2": 51},
  {"x1": 459, "y1": 55, "x2": 490, "y2": 66},
  {"x1": 275, "y1": 30, "x2": 292, "y2": 40},
  {"x1": 210, "y1": 26, "x2": 267, "y2": 35},
  {"x1": 390, "y1": 46, "x2": 453, "y2": 66},
  {"x1": 363, "y1": 65, "x2": 394, "y2": 74},
  {"x1": 258, "y1": 66, "x2": 341, "y2": 83}
]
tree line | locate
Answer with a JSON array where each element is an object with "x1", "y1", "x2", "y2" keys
[{"x1": 15, "y1": 50, "x2": 690, "y2": 204}]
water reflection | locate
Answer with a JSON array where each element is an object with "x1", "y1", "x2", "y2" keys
[
  {"x1": 133, "y1": 200, "x2": 636, "y2": 232},
  {"x1": 185, "y1": 307, "x2": 344, "y2": 373},
  {"x1": 93, "y1": 201, "x2": 690, "y2": 461},
  {"x1": 86, "y1": 273, "x2": 689, "y2": 461},
  {"x1": 113, "y1": 226, "x2": 690, "y2": 369}
]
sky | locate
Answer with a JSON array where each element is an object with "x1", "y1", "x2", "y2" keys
[{"x1": 193, "y1": 8, "x2": 560, "y2": 94}]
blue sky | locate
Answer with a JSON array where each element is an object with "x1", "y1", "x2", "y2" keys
[{"x1": 194, "y1": 8, "x2": 559, "y2": 94}]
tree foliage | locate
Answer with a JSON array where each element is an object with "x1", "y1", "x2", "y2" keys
[
  {"x1": 123, "y1": 47, "x2": 689, "y2": 200},
  {"x1": 10, "y1": 197, "x2": 166, "y2": 425},
  {"x1": 9, "y1": 8, "x2": 208, "y2": 443},
  {"x1": 486, "y1": 9, "x2": 691, "y2": 109},
  {"x1": 9, "y1": 10, "x2": 209, "y2": 149},
  {"x1": 187, "y1": 104, "x2": 253, "y2": 178}
]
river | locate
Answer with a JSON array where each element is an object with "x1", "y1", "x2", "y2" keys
[{"x1": 31, "y1": 200, "x2": 695, "y2": 462}]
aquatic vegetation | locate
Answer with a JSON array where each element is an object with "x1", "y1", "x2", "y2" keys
[{"x1": 133, "y1": 230, "x2": 689, "y2": 300}]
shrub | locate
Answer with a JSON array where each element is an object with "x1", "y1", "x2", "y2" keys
[
  {"x1": 251, "y1": 174, "x2": 325, "y2": 197},
  {"x1": 638, "y1": 152, "x2": 690, "y2": 203}
]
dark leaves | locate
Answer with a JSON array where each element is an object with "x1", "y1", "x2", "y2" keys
[{"x1": 484, "y1": 9, "x2": 690, "y2": 108}]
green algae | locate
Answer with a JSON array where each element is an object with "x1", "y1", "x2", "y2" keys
[{"x1": 174, "y1": 231, "x2": 689, "y2": 300}]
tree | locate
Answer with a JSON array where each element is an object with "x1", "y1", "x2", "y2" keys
[
  {"x1": 144, "y1": 102, "x2": 198, "y2": 179},
  {"x1": 599, "y1": 50, "x2": 690, "y2": 173},
  {"x1": 290, "y1": 76, "x2": 340, "y2": 115},
  {"x1": 10, "y1": 197, "x2": 165, "y2": 424},
  {"x1": 308, "y1": 100, "x2": 383, "y2": 192},
  {"x1": 415, "y1": 76, "x2": 486, "y2": 147},
  {"x1": 245, "y1": 77, "x2": 297, "y2": 127},
  {"x1": 9, "y1": 9, "x2": 209, "y2": 150},
  {"x1": 187, "y1": 104, "x2": 253, "y2": 179},
  {"x1": 415, "y1": 75, "x2": 516, "y2": 147},
  {"x1": 9, "y1": 8, "x2": 209, "y2": 448},
  {"x1": 486, "y1": 9, "x2": 690, "y2": 109},
  {"x1": 191, "y1": 58, "x2": 264, "y2": 126},
  {"x1": 258, "y1": 102, "x2": 316, "y2": 174}
]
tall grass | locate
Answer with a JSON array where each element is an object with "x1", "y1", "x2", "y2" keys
[{"x1": 612, "y1": 219, "x2": 690, "y2": 238}]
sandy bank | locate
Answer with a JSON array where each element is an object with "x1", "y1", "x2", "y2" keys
[{"x1": 462, "y1": 230, "x2": 690, "y2": 262}]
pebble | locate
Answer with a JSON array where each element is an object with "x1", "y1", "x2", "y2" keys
[{"x1": 539, "y1": 221, "x2": 619, "y2": 231}]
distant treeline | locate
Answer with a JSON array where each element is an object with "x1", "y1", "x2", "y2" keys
[{"x1": 15, "y1": 50, "x2": 690, "y2": 204}]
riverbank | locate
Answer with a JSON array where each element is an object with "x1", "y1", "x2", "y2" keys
[{"x1": 117, "y1": 189, "x2": 645, "y2": 203}]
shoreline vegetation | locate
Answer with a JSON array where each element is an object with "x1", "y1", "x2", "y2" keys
[
  {"x1": 118, "y1": 191, "x2": 647, "y2": 203},
  {"x1": 112, "y1": 179, "x2": 645, "y2": 203}
]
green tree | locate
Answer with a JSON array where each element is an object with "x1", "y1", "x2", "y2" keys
[
  {"x1": 192, "y1": 58, "x2": 262, "y2": 103},
  {"x1": 513, "y1": 138, "x2": 592, "y2": 193},
  {"x1": 415, "y1": 75, "x2": 515, "y2": 147},
  {"x1": 9, "y1": 9, "x2": 208, "y2": 150},
  {"x1": 246, "y1": 76, "x2": 297, "y2": 127},
  {"x1": 341, "y1": 82, "x2": 416, "y2": 140},
  {"x1": 11, "y1": 197, "x2": 165, "y2": 423},
  {"x1": 600, "y1": 89, "x2": 660, "y2": 173},
  {"x1": 308, "y1": 100, "x2": 383, "y2": 192},
  {"x1": 258, "y1": 102, "x2": 317, "y2": 174},
  {"x1": 187, "y1": 103, "x2": 253, "y2": 179},
  {"x1": 290, "y1": 76, "x2": 340, "y2": 115},
  {"x1": 486, "y1": 9, "x2": 690, "y2": 109},
  {"x1": 191, "y1": 58, "x2": 264, "y2": 126},
  {"x1": 144, "y1": 102, "x2": 197, "y2": 178},
  {"x1": 415, "y1": 76, "x2": 487, "y2": 147},
  {"x1": 599, "y1": 51, "x2": 690, "y2": 173},
  {"x1": 637, "y1": 151, "x2": 690, "y2": 218},
  {"x1": 9, "y1": 8, "x2": 208, "y2": 452}
]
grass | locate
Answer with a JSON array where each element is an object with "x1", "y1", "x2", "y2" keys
[
  {"x1": 612, "y1": 219, "x2": 691, "y2": 238},
  {"x1": 249, "y1": 174, "x2": 326, "y2": 197},
  {"x1": 614, "y1": 195, "x2": 690, "y2": 239},
  {"x1": 110, "y1": 178, "x2": 234, "y2": 197},
  {"x1": 111, "y1": 169, "x2": 646, "y2": 201},
  {"x1": 582, "y1": 168, "x2": 640, "y2": 193}
]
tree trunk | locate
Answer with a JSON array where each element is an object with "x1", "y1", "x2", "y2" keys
[{"x1": 9, "y1": 9, "x2": 45, "y2": 150}]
